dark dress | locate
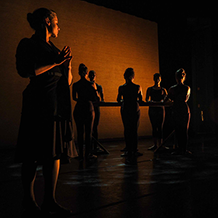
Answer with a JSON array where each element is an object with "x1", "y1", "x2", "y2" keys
[
  {"x1": 147, "y1": 87, "x2": 167, "y2": 139},
  {"x1": 118, "y1": 82, "x2": 142, "y2": 154},
  {"x1": 73, "y1": 78, "x2": 99, "y2": 158},
  {"x1": 15, "y1": 34, "x2": 77, "y2": 163},
  {"x1": 168, "y1": 84, "x2": 191, "y2": 152}
]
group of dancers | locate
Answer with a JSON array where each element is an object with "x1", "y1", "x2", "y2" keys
[
  {"x1": 72, "y1": 64, "x2": 191, "y2": 165},
  {"x1": 14, "y1": 8, "x2": 191, "y2": 216},
  {"x1": 117, "y1": 68, "x2": 191, "y2": 164},
  {"x1": 146, "y1": 70, "x2": 191, "y2": 156}
]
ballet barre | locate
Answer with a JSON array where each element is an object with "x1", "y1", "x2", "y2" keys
[
  {"x1": 92, "y1": 101, "x2": 172, "y2": 154},
  {"x1": 95, "y1": 101, "x2": 172, "y2": 107}
]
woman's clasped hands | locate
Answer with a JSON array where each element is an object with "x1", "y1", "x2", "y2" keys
[{"x1": 55, "y1": 46, "x2": 73, "y2": 66}]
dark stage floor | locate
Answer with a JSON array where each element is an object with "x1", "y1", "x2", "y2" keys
[{"x1": 1, "y1": 134, "x2": 218, "y2": 218}]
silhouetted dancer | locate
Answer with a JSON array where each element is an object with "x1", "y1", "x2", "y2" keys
[
  {"x1": 73, "y1": 64, "x2": 100, "y2": 163},
  {"x1": 117, "y1": 68, "x2": 143, "y2": 164},
  {"x1": 15, "y1": 8, "x2": 75, "y2": 216},
  {"x1": 165, "y1": 68, "x2": 191, "y2": 155},
  {"x1": 146, "y1": 73, "x2": 167, "y2": 151},
  {"x1": 88, "y1": 70, "x2": 104, "y2": 153}
]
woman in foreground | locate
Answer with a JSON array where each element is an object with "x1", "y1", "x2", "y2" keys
[{"x1": 15, "y1": 8, "x2": 74, "y2": 216}]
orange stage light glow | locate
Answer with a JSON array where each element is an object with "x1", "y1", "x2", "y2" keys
[{"x1": 0, "y1": 0, "x2": 159, "y2": 146}]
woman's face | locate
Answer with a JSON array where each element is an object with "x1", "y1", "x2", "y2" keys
[
  {"x1": 49, "y1": 16, "x2": 60, "y2": 38},
  {"x1": 176, "y1": 75, "x2": 185, "y2": 84},
  {"x1": 89, "y1": 72, "x2": 96, "y2": 82},
  {"x1": 155, "y1": 76, "x2": 161, "y2": 84}
]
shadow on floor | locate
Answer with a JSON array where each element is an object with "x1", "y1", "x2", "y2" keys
[{"x1": 1, "y1": 134, "x2": 218, "y2": 218}]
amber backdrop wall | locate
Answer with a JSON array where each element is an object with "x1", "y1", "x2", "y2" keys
[{"x1": 0, "y1": 0, "x2": 159, "y2": 147}]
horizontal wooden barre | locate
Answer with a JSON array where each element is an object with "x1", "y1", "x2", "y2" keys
[{"x1": 96, "y1": 102, "x2": 172, "y2": 107}]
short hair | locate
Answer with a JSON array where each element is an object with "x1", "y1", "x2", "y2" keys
[
  {"x1": 124, "y1": 68, "x2": 135, "y2": 80},
  {"x1": 175, "y1": 68, "x2": 186, "y2": 80},
  {"x1": 153, "y1": 73, "x2": 161, "y2": 81},
  {"x1": 89, "y1": 70, "x2": 96, "y2": 77},
  {"x1": 78, "y1": 63, "x2": 88, "y2": 76},
  {"x1": 27, "y1": 8, "x2": 57, "y2": 30}
]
